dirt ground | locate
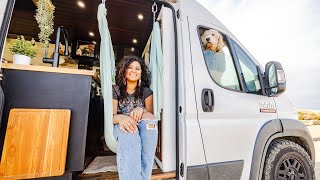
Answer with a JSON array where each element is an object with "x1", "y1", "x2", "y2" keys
[
  {"x1": 314, "y1": 141, "x2": 319, "y2": 180},
  {"x1": 307, "y1": 125, "x2": 320, "y2": 179}
]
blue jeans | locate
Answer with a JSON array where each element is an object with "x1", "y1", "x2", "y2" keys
[{"x1": 113, "y1": 119, "x2": 158, "y2": 180}]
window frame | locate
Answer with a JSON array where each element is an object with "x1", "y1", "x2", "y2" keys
[
  {"x1": 229, "y1": 38, "x2": 266, "y2": 96},
  {"x1": 196, "y1": 25, "x2": 246, "y2": 93}
]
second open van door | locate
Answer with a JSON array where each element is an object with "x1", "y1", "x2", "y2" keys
[{"x1": 187, "y1": 17, "x2": 280, "y2": 179}]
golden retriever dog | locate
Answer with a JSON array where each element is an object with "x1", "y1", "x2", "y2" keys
[
  {"x1": 201, "y1": 29, "x2": 226, "y2": 84},
  {"x1": 201, "y1": 29, "x2": 225, "y2": 52}
]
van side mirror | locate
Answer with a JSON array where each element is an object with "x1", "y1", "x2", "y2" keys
[{"x1": 265, "y1": 61, "x2": 286, "y2": 96}]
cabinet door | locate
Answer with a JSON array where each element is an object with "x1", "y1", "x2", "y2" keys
[{"x1": 188, "y1": 17, "x2": 278, "y2": 179}]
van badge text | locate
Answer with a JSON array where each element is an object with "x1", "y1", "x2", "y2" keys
[{"x1": 259, "y1": 101, "x2": 277, "y2": 113}]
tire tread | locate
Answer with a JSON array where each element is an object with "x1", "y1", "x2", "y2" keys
[{"x1": 263, "y1": 139, "x2": 315, "y2": 180}]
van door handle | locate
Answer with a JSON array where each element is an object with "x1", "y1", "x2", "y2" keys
[{"x1": 201, "y1": 89, "x2": 214, "y2": 112}]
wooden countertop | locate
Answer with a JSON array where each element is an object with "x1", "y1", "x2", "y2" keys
[{"x1": 1, "y1": 63, "x2": 95, "y2": 76}]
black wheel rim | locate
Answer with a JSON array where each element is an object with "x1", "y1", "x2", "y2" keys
[{"x1": 276, "y1": 157, "x2": 307, "y2": 180}]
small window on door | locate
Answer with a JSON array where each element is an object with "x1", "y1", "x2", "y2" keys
[
  {"x1": 231, "y1": 40, "x2": 262, "y2": 95},
  {"x1": 198, "y1": 27, "x2": 241, "y2": 91}
]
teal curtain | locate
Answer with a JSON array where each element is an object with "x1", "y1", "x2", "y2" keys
[
  {"x1": 97, "y1": 3, "x2": 117, "y2": 153},
  {"x1": 149, "y1": 21, "x2": 163, "y2": 120}
]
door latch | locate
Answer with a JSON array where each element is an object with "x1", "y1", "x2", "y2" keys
[
  {"x1": 180, "y1": 163, "x2": 184, "y2": 177},
  {"x1": 201, "y1": 89, "x2": 214, "y2": 112}
]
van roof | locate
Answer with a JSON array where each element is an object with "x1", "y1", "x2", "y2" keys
[{"x1": 178, "y1": 0, "x2": 229, "y2": 32}]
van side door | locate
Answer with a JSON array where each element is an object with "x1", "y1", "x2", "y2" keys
[{"x1": 187, "y1": 17, "x2": 278, "y2": 180}]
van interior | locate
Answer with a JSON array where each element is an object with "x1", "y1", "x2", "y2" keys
[{"x1": 0, "y1": 0, "x2": 176, "y2": 179}]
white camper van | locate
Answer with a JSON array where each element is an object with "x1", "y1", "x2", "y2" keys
[{"x1": 0, "y1": 0, "x2": 315, "y2": 179}]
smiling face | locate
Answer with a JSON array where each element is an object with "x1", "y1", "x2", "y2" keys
[{"x1": 125, "y1": 61, "x2": 142, "y2": 83}]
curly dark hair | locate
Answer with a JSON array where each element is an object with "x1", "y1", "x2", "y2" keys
[{"x1": 116, "y1": 56, "x2": 151, "y2": 100}]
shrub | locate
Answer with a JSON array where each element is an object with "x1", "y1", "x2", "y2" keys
[
  {"x1": 298, "y1": 110, "x2": 320, "y2": 120},
  {"x1": 9, "y1": 36, "x2": 37, "y2": 58}
]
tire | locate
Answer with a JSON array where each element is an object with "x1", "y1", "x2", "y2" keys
[{"x1": 262, "y1": 139, "x2": 315, "y2": 180}]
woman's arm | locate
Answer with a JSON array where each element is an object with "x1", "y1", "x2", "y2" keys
[
  {"x1": 130, "y1": 94, "x2": 155, "y2": 122},
  {"x1": 144, "y1": 95, "x2": 153, "y2": 113},
  {"x1": 142, "y1": 95, "x2": 156, "y2": 120},
  {"x1": 113, "y1": 99, "x2": 137, "y2": 133},
  {"x1": 112, "y1": 99, "x2": 121, "y2": 124}
]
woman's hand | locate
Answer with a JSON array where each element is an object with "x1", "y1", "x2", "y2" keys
[
  {"x1": 118, "y1": 115, "x2": 138, "y2": 133},
  {"x1": 130, "y1": 107, "x2": 144, "y2": 122}
]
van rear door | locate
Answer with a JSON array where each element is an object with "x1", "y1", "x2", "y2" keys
[{"x1": 187, "y1": 17, "x2": 278, "y2": 179}]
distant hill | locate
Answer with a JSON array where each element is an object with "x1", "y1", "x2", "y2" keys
[{"x1": 298, "y1": 109, "x2": 320, "y2": 120}]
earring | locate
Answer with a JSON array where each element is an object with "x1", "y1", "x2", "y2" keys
[
  {"x1": 138, "y1": 79, "x2": 141, "y2": 86},
  {"x1": 123, "y1": 79, "x2": 126, "y2": 85}
]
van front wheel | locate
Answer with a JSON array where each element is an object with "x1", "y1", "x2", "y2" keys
[{"x1": 262, "y1": 139, "x2": 315, "y2": 180}]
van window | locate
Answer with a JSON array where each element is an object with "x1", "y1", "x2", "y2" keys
[
  {"x1": 231, "y1": 41, "x2": 262, "y2": 94},
  {"x1": 198, "y1": 27, "x2": 241, "y2": 91}
]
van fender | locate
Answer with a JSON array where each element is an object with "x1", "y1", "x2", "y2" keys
[
  {"x1": 249, "y1": 119, "x2": 315, "y2": 180},
  {"x1": 281, "y1": 119, "x2": 315, "y2": 166}
]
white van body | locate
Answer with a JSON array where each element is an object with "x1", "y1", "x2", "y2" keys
[
  {"x1": 0, "y1": 0, "x2": 315, "y2": 180},
  {"x1": 176, "y1": 0, "x2": 314, "y2": 179}
]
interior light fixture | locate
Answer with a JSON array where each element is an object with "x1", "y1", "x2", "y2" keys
[
  {"x1": 89, "y1": 32, "x2": 94, "y2": 37},
  {"x1": 92, "y1": 41, "x2": 96, "y2": 44},
  {"x1": 77, "y1": 1, "x2": 85, "y2": 8},
  {"x1": 133, "y1": 39, "x2": 137, "y2": 44},
  {"x1": 131, "y1": 47, "x2": 135, "y2": 52},
  {"x1": 138, "y1": 14, "x2": 144, "y2": 20}
]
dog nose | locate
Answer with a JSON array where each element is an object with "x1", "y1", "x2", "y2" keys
[{"x1": 206, "y1": 38, "x2": 210, "y2": 42}]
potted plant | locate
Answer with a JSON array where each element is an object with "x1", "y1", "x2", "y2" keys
[{"x1": 9, "y1": 36, "x2": 37, "y2": 65}]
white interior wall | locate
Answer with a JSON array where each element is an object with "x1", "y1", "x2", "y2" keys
[
  {"x1": 0, "y1": 0, "x2": 8, "y2": 17},
  {"x1": 154, "y1": 6, "x2": 176, "y2": 172},
  {"x1": 0, "y1": 0, "x2": 10, "y2": 68}
]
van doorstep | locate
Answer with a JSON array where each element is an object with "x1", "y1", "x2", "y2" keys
[
  {"x1": 77, "y1": 169, "x2": 176, "y2": 180},
  {"x1": 151, "y1": 170, "x2": 176, "y2": 179}
]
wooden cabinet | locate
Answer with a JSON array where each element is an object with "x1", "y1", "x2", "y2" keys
[{"x1": 0, "y1": 64, "x2": 94, "y2": 174}]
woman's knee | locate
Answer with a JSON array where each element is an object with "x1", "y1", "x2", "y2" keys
[
  {"x1": 138, "y1": 119, "x2": 158, "y2": 134},
  {"x1": 114, "y1": 125, "x2": 140, "y2": 142},
  {"x1": 141, "y1": 112, "x2": 156, "y2": 120}
]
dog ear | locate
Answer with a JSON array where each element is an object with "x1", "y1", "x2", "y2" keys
[
  {"x1": 201, "y1": 31, "x2": 207, "y2": 44},
  {"x1": 216, "y1": 33, "x2": 225, "y2": 52}
]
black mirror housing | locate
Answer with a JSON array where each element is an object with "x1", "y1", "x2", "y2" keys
[{"x1": 265, "y1": 61, "x2": 286, "y2": 96}]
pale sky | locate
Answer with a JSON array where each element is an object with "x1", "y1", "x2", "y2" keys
[{"x1": 195, "y1": 0, "x2": 320, "y2": 110}]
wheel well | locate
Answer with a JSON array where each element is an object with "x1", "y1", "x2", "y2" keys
[{"x1": 273, "y1": 136, "x2": 312, "y2": 160}]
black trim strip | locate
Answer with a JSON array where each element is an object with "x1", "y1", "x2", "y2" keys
[
  {"x1": 187, "y1": 160, "x2": 244, "y2": 180},
  {"x1": 187, "y1": 164, "x2": 209, "y2": 180},
  {"x1": 207, "y1": 160, "x2": 244, "y2": 180}
]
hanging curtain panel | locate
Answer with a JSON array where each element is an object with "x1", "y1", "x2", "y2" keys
[
  {"x1": 149, "y1": 21, "x2": 164, "y2": 120},
  {"x1": 97, "y1": 3, "x2": 117, "y2": 153}
]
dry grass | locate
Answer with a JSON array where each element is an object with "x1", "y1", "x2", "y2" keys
[{"x1": 298, "y1": 110, "x2": 320, "y2": 120}]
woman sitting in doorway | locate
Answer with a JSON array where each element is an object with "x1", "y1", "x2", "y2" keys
[{"x1": 112, "y1": 56, "x2": 158, "y2": 180}]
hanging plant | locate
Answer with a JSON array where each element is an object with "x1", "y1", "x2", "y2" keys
[{"x1": 35, "y1": 0, "x2": 55, "y2": 44}]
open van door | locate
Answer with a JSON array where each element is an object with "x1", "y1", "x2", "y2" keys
[
  {"x1": 0, "y1": 0, "x2": 12, "y2": 129},
  {"x1": 187, "y1": 16, "x2": 280, "y2": 179}
]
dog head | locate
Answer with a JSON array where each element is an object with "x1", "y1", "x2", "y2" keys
[{"x1": 201, "y1": 29, "x2": 225, "y2": 52}]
